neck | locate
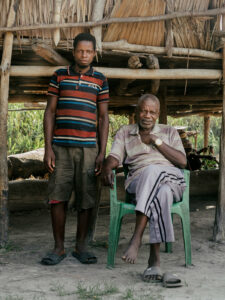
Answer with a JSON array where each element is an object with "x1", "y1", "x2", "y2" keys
[
  {"x1": 74, "y1": 64, "x2": 90, "y2": 74},
  {"x1": 139, "y1": 125, "x2": 154, "y2": 134}
]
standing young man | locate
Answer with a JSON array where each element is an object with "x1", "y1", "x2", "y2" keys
[{"x1": 42, "y1": 33, "x2": 109, "y2": 265}]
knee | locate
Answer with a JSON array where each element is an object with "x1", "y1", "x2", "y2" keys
[{"x1": 157, "y1": 184, "x2": 173, "y2": 205}]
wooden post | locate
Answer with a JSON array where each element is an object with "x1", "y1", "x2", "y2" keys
[
  {"x1": 204, "y1": 115, "x2": 210, "y2": 149},
  {"x1": 90, "y1": 0, "x2": 106, "y2": 53},
  {"x1": 129, "y1": 113, "x2": 135, "y2": 124},
  {"x1": 159, "y1": 86, "x2": 167, "y2": 124},
  {"x1": 213, "y1": 15, "x2": 225, "y2": 242},
  {"x1": 0, "y1": 0, "x2": 18, "y2": 247},
  {"x1": 52, "y1": 0, "x2": 62, "y2": 46}
]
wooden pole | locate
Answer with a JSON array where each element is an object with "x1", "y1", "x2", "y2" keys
[
  {"x1": 8, "y1": 66, "x2": 222, "y2": 80},
  {"x1": 159, "y1": 86, "x2": 167, "y2": 124},
  {"x1": 52, "y1": 0, "x2": 62, "y2": 46},
  {"x1": 32, "y1": 42, "x2": 69, "y2": 65},
  {"x1": 0, "y1": 0, "x2": 18, "y2": 247},
  {"x1": 90, "y1": 0, "x2": 106, "y2": 53},
  {"x1": 204, "y1": 115, "x2": 210, "y2": 149},
  {"x1": 102, "y1": 40, "x2": 222, "y2": 60},
  {"x1": 213, "y1": 15, "x2": 225, "y2": 242},
  {"x1": 3, "y1": 38, "x2": 222, "y2": 60},
  {"x1": 0, "y1": 7, "x2": 224, "y2": 33}
]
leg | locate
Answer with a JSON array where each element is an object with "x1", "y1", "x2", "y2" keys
[
  {"x1": 142, "y1": 243, "x2": 162, "y2": 282},
  {"x1": 75, "y1": 207, "x2": 93, "y2": 253},
  {"x1": 51, "y1": 202, "x2": 68, "y2": 255},
  {"x1": 72, "y1": 207, "x2": 97, "y2": 264},
  {"x1": 122, "y1": 211, "x2": 148, "y2": 264}
]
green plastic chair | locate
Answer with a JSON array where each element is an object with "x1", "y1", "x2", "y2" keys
[{"x1": 107, "y1": 168, "x2": 191, "y2": 268}]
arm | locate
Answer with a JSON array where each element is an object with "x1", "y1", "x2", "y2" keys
[
  {"x1": 43, "y1": 95, "x2": 58, "y2": 173},
  {"x1": 95, "y1": 102, "x2": 109, "y2": 175},
  {"x1": 101, "y1": 155, "x2": 120, "y2": 188},
  {"x1": 149, "y1": 134, "x2": 187, "y2": 169}
]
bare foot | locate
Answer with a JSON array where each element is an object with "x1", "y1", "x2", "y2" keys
[{"x1": 121, "y1": 237, "x2": 141, "y2": 264}]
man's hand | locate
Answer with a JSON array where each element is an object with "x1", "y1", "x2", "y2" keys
[
  {"x1": 44, "y1": 147, "x2": 55, "y2": 173},
  {"x1": 101, "y1": 166, "x2": 114, "y2": 188},
  {"x1": 95, "y1": 153, "x2": 105, "y2": 176}
]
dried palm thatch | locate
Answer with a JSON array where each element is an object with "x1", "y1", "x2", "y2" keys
[
  {"x1": 0, "y1": 0, "x2": 224, "y2": 51},
  {"x1": 167, "y1": 0, "x2": 224, "y2": 51},
  {"x1": 103, "y1": 0, "x2": 166, "y2": 46}
]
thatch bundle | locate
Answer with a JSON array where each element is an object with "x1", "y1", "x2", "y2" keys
[
  {"x1": 167, "y1": 0, "x2": 223, "y2": 51},
  {"x1": 103, "y1": 0, "x2": 166, "y2": 46},
  {"x1": 0, "y1": 0, "x2": 224, "y2": 50}
]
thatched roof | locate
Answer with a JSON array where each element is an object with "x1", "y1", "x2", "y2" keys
[
  {"x1": 0, "y1": 0, "x2": 224, "y2": 50},
  {"x1": 0, "y1": 0, "x2": 225, "y2": 117}
]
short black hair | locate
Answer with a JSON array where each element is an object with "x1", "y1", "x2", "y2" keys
[{"x1": 73, "y1": 33, "x2": 96, "y2": 51}]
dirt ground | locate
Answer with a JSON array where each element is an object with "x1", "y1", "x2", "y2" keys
[{"x1": 0, "y1": 196, "x2": 225, "y2": 300}]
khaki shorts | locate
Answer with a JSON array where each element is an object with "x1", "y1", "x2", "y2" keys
[{"x1": 47, "y1": 144, "x2": 98, "y2": 210}]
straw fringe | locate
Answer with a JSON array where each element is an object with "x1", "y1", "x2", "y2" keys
[{"x1": 0, "y1": 0, "x2": 223, "y2": 50}]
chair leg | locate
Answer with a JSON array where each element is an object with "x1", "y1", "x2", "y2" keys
[
  {"x1": 107, "y1": 210, "x2": 123, "y2": 268},
  {"x1": 165, "y1": 242, "x2": 172, "y2": 253},
  {"x1": 165, "y1": 214, "x2": 174, "y2": 253},
  {"x1": 180, "y1": 211, "x2": 192, "y2": 266}
]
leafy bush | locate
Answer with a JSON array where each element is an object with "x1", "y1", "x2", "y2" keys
[
  {"x1": 7, "y1": 104, "x2": 44, "y2": 155},
  {"x1": 7, "y1": 104, "x2": 221, "y2": 159}
]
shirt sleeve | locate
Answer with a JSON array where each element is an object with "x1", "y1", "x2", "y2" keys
[
  {"x1": 169, "y1": 128, "x2": 186, "y2": 155},
  {"x1": 47, "y1": 72, "x2": 59, "y2": 97},
  {"x1": 97, "y1": 76, "x2": 109, "y2": 103},
  {"x1": 109, "y1": 126, "x2": 126, "y2": 165}
]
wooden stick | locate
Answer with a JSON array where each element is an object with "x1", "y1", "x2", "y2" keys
[
  {"x1": 213, "y1": 14, "x2": 225, "y2": 242},
  {"x1": 90, "y1": 0, "x2": 106, "y2": 53},
  {"x1": 2, "y1": 38, "x2": 221, "y2": 60},
  {"x1": 32, "y1": 42, "x2": 69, "y2": 65},
  {"x1": 52, "y1": 0, "x2": 62, "y2": 46},
  {"x1": 8, "y1": 65, "x2": 222, "y2": 79},
  {"x1": 0, "y1": 0, "x2": 18, "y2": 247},
  {"x1": 0, "y1": 7, "x2": 224, "y2": 33},
  {"x1": 204, "y1": 115, "x2": 210, "y2": 148},
  {"x1": 102, "y1": 40, "x2": 222, "y2": 60},
  {"x1": 159, "y1": 86, "x2": 167, "y2": 124}
]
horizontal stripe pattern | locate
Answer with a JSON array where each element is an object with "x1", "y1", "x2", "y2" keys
[{"x1": 48, "y1": 66, "x2": 109, "y2": 147}]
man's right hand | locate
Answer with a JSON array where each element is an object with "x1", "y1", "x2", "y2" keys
[
  {"x1": 101, "y1": 167, "x2": 114, "y2": 188},
  {"x1": 44, "y1": 147, "x2": 55, "y2": 173}
]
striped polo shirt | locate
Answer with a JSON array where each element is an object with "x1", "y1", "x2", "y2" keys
[{"x1": 47, "y1": 65, "x2": 109, "y2": 147}]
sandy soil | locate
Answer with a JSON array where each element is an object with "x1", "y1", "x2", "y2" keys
[{"x1": 0, "y1": 197, "x2": 225, "y2": 300}]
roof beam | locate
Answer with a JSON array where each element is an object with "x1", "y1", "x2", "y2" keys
[{"x1": 8, "y1": 66, "x2": 222, "y2": 80}]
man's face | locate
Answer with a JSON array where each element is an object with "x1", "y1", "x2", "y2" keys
[
  {"x1": 73, "y1": 41, "x2": 96, "y2": 68},
  {"x1": 137, "y1": 99, "x2": 160, "y2": 130}
]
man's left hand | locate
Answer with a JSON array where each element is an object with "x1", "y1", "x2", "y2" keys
[{"x1": 95, "y1": 153, "x2": 105, "y2": 176}]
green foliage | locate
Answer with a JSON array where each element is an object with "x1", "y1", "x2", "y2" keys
[
  {"x1": 106, "y1": 114, "x2": 129, "y2": 155},
  {"x1": 168, "y1": 116, "x2": 221, "y2": 156},
  {"x1": 7, "y1": 104, "x2": 44, "y2": 155},
  {"x1": 7, "y1": 104, "x2": 221, "y2": 160}
]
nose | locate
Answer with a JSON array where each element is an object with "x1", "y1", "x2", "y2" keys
[{"x1": 82, "y1": 51, "x2": 87, "y2": 58}]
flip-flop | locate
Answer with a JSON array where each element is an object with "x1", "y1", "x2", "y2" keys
[
  {"x1": 72, "y1": 251, "x2": 97, "y2": 264},
  {"x1": 41, "y1": 252, "x2": 67, "y2": 265},
  {"x1": 163, "y1": 272, "x2": 182, "y2": 288},
  {"x1": 142, "y1": 266, "x2": 163, "y2": 283}
]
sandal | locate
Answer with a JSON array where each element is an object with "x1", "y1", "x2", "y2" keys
[{"x1": 72, "y1": 251, "x2": 97, "y2": 264}]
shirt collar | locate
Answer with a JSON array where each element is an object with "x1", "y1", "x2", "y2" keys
[
  {"x1": 129, "y1": 123, "x2": 161, "y2": 135},
  {"x1": 68, "y1": 65, "x2": 94, "y2": 76}
]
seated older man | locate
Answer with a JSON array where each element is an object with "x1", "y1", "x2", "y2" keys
[{"x1": 102, "y1": 94, "x2": 186, "y2": 283}]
